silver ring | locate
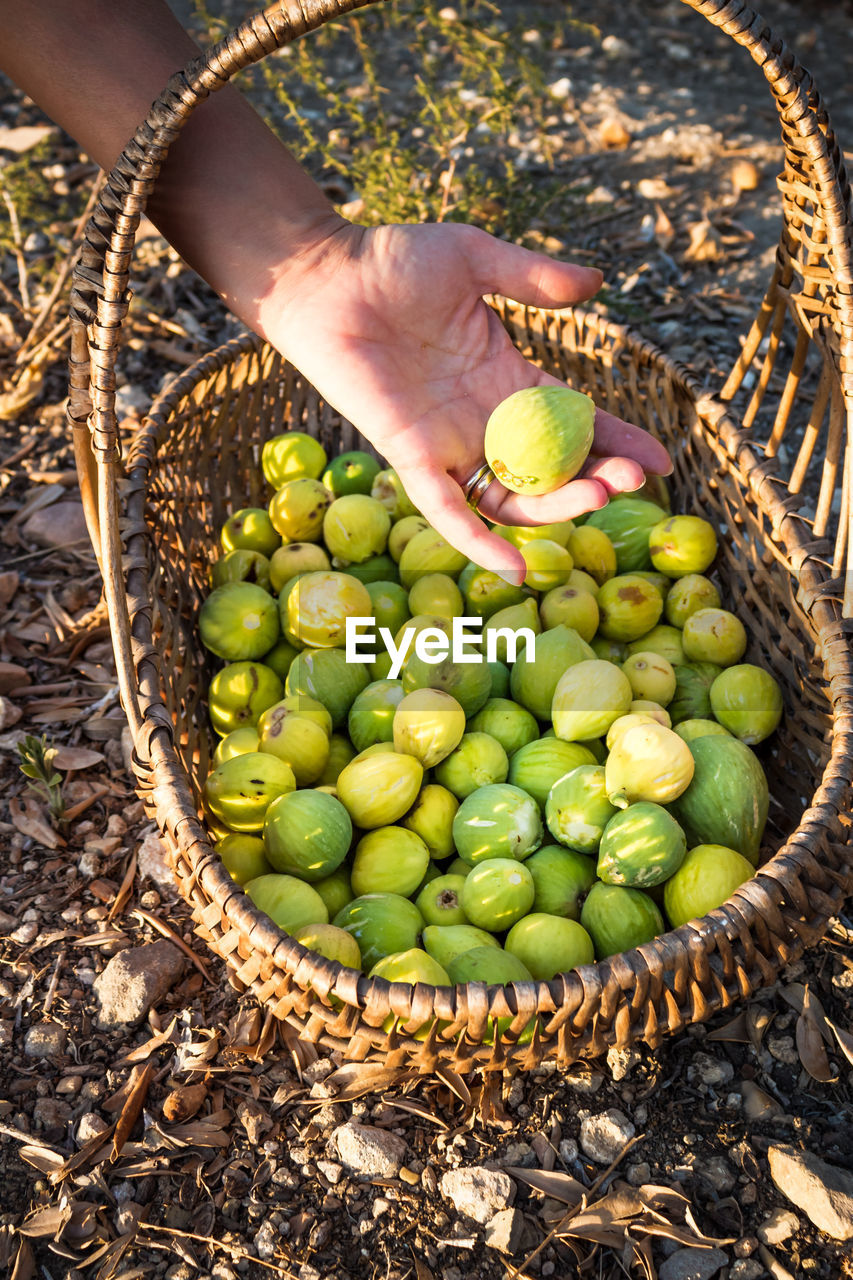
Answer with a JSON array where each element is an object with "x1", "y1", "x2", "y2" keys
[{"x1": 462, "y1": 460, "x2": 496, "y2": 511}]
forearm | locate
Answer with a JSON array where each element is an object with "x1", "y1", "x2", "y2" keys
[{"x1": 0, "y1": 0, "x2": 345, "y2": 332}]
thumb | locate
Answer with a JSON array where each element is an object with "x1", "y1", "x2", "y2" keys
[{"x1": 466, "y1": 228, "x2": 604, "y2": 308}]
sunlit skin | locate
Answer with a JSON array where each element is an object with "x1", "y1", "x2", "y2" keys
[{"x1": 0, "y1": 0, "x2": 672, "y2": 582}]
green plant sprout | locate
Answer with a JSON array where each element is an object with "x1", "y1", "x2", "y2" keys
[{"x1": 17, "y1": 734, "x2": 67, "y2": 831}]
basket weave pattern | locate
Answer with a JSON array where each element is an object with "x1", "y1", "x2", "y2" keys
[{"x1": 69, "y1": 0, "x2": 853, "y2": 1069}]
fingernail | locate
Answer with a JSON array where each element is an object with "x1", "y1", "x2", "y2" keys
[{"x1": 496, "y1": 569, "x2": 523, "y2": 587}]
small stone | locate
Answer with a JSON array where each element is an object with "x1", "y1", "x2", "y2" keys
[
  {"x1": 0, "y1": 124, "x2": 57, "y2": 153},
  {"x1": 699, "y1": 1156, "x2": 736, "y2": 1195},
  {"x1": 579, "y1": 1109, "x2": 636, "y2": 1165},
  {"x1": 500, "y1": 1141, "x2": 535, "y2": 1167},
  {"x1": 658, "y1": 1247, "x2": 729, "y2": 1280},
  {"x1": 22, "y1": 500, "x2": 89, "y2": 549},
  {"x1": 627, "y1": 1162, "x2": 651, "y2": 1186},
  {"x1": 548, "y1": 77, "x2": 572, "y2": 100},
  {"x1": 254, "y1": 1220, "x2": 279, "y2": 1261},
  {"x1": 601, "y1": 34, "x2": 632, "y2": 58},
  {"x1": 24, "y1": 1022, "x2": 67, "y2": 1059},
  {"x1": 757, "y1": 1207, "x2": 799, "y2": 1246},
  {"x1": 768, "y1": 1144, "x2": 853, "y2": 1241},
  {"x1": 77, "y1": 850, "x2": 101, "y2": 878},
  {"x1": 10, "y1": 921, "x2": 38, "y2": 945},
  {"x1": 56, "y1": 1074, "x2": 82, "y2": 1096},
  {"x1": 741, "y1": 1081, "x2": 783, "y2": 1122},
  {"x1": 688, "y1": 1053, "x2": 734, "y2": 1088},
  {"x1": 439, "y1": 1167, "x2": 516, "y2": 1224},
  {"x1": 484, "y1": 1207, "x2": 523, "y2": 1255},
  {"x1": 92, "y1": 940, "x2": 186, "y2": 1029},
  {"x1": 558, "y1": 1138, "x2": 578, "y2": 1164},
  {"x1": 731, "y1": 160, "x2": 760, "y2": 192},
  {"x1": 606, "y1": 1045, "x2": 640, "y2": 1081},
  {"x1": 599, "y1": 116, "x2": 632, "y2": 149},
  {"x1": 767, "y1": 1036, "x2": 799, "y2": 1067},
  {"x1": 33, "y1": 1098, "x2": 71, "y2": 1130},
  {"x1": 316, "y1": 1159, "x2": 343, "y2": 1185},
  {"x1": 733, "y1": 1237, "x2": 758, "y2": 1258},
  {"x1": 332, "y1": 1123, "x2": 408, "y2": 1179},
  {"x1": 136, "y1": 831, "x2": 176, "y2": 892},
  {"x1": 729, "y1": 1262, "x2": 763, "y2": 1280},
  {"x1": 76, "y1": 1113, "x2": 110, "y2": 1145}
]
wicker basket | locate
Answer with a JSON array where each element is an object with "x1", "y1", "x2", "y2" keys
[{"x1": 69, "y1": 0, "x2": 853, "y2": 1070}]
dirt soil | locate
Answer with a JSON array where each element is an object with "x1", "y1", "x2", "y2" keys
[{"x1": 2, "y1": 2, "x2": 853, "y2": 1279}]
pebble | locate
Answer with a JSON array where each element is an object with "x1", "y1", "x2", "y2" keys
[
  {"x1": 33, "y1": 1098, "x2": 71, "y2": 1130},
  {"x1": 253, "y1": 1220, "x2": 279, "y2": 1261},
  {"x1": 22, "y1": 500, "x2": 89, "y2": 549},
  {"x1": 579, "y1": 1109, "x2": 636, "y2": 1164},
  {"x1": 316, "y1": 1159, "x2": 343, "y2": 1185},
  {"x1": 729, "y1": 1262, "x2": 763, "y2": 1280},
  {"x1": 757, "y1": 1207, "x2": 799, "y2": 1245},
  {"x1": 439, "y1": 1167, "x2": 516, "y2": 1224},
  {"x1": 76, "y1": 1113, "x2": 110, "y2": 1145},
  {"x1": 331, "y1": 1123, "x2": 408, "y2": 1179},
  {"x1": 699, "y1": 1156, "x2": 736, "y2": 1195},
  {"x1": 768, "y1": 1143, "x2": 853, "y2": 1241},
  {"x1": 136, "y1": 831, "x2": 176, "y2": 892},
  {"x1": 606, "y1": 1045, "x2": 640, "y2": 1081},
  {"x1": 558, "y1": 1138, "x2": 578, "y2": 1164},
  {"x1": 740, "y1": 1081, "x2": 782, "y2": 1122},
  {"x1": 658, "y1": 1247, "x2": 729, "y2": 1280},
  {"x1": 10, "y1": 921, "x2": 38, "y2": 945},
  {"x1": 688, "y1": 1053, "x2": 734, "y2": 1088},
  {"x1": 484, "y1": 1207, "x2": 523, "y2": 1255},
  {"x1": 92, "y1": 940, "x2": 186, "y2": 1029},
  {"x1": 500, "y1": 1141, "x2": 535, "y2": 1167},
  {"x1": 24, "y1": 1021, "x2": 67, "y2": 1059},
  {"x1": 767, "y1": 1036, "x2": 799, "y2": 1067},
  {"x1": 627, "y1": 1162, "x2": 651, "y2": 1187}
]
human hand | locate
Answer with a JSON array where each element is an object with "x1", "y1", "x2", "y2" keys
[{"x1": 259, "y1": 219, "x2": 671, "y2": 584}]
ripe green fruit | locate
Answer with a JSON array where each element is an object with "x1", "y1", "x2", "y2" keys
[
  {"x1": 505, "y1": 914, "x2": 594, "y2": 980},
  {"x1": 204, "y1": 752, "x2": 295, "y2": 832},
  {"x1": 468, "y1": 698, "x2": 539, "y2": 758},
  {"x1": 351, "y1": 826, "x2": 430, "y2": 898},
  {"x1": 591, "y1": 636, "x2": 628, "y2": 664},
  {"x1": 312, "y1": 865, "x2": 354, "y2": 918},
  {"x1": 520, "y1": 539, "x2": 574, "y2": 592},
  {"x1": 525, "y1": 844, "x2": 596, "y2": 919},
  {"x1": 415, "y1": 874, "x2": 469, "y2": 927},
  {"x1": 316, "y1": 734, "x2": 357, "y2": 788},
  {"x1": 580, "y1": 882, "x2": 665, "y2": 959},
  {"x1": 401, "y1": 651, "x2": 492, "y2": 719},
  {"x1": 262, "y1": 432, "x2": 327, "y2": 487},
  {"x1": 630, "y1": 699, "x2": 671, "y2": 727},
  {"x1": 388, "y1": 515, "x2": 430, "y2": 563},
  {"x1": 257, "y1": 705, "x2": 330, "y2": 785},
  {"x1": 268, "y1": 693, "x2": 332, "y2": 736},
  {"x1": 585, "y1": 497, "x2": 665, "y2": 573},
  {"x1": 552, "y1": 659, "x2": 633, "y2": 742},
  {"x1": 649, "y1": 515, "x2": 717, "y2": 577},
  {"x1": 446, "y1": 946, "x2": 533, "y2": 985},
  {"x1": 664, "y1": 843, "x2": 754, "y2": 928},
  {"x1": 261, "y1": 638, "x2": 300, "y2": 682},
  {"x1": 672, "y1": 718, "x2": 731, "y2": 744},
  {"x1": 221, "y1": 507, "x2": 280, "y2": 557},
  {"x1": 285, "y1": 570, "x2": 372, "y2": 649},
  {"x1": 286, "y1": 648, "x2": 370, "y2": 729},
  {"x1": 392, "y1": 688, "x2": 467, "y2": 768},
  {"x1": 268, "y1": 477, "x2": 330, "y2": 542},
  {"x1": 408, "y1": 573, "x2": 464, "y2": 619},
  {"x1": 709, "y1": 664, "x2": 783, "y2": 744},
  {"x1": 323, "y1": 494, "x2": 391, "y2": 563},
  {"x1": 207, "y1": 661, "x2": 283, "y2": 736},
  {"x1": 200, "y1": 582, "x2": 280, "y2": 661},
  {"x1": 458, "y1": 562, "x2": 528, "y2": 619},
  {"x1": 245, "y1": 873, "x2": 328, "y2": 933},
  {"x1": 211, "y1": 549, "x2": 272, "y2": 592},
  {"x1": 539, "y1": 585, "x2": 599, "y2": 642},
  {"x1": 212, "y1": 726, "x2": 261, "y2": 766},
  {"x1": 269, "y1": 541, "x2": 330, "y2": 594},
  {"x1": 488, "y1": 660, "x2": 511, "y2": 699},
  {"x1": 626, "y1": 625, "x2": 685, "y2": 667},
  {"x1": 336, "y1": 751, "x2": 423, "y2": 828},
  {"x1": 369, "y1": 948, "x2": 450, "y2": 986},
  {"x1": 215, "y1": 834, "x2": 272, "y2": 885},
  {"x1": 664, "y1": 574, "x2": 721, "y2": 627},
  {"x1": 682, "y1": 608, "x2": 747, "y2": 666},
  {"x1": 507, "y1": 738, "x2": 597, "y2": 812},
  {"x1": 348, "y1": 679, "x2": 406, "y2": 753},
  {"x1": 597, "y1": 802, "x2": 687, "y2": 888},
  {"x1": 422, "y1": 924, "x2": 500, "y2": 970},
  {"x1": 322, "y1": 449, "x2": 382, "y2": 498},
  {"x1": 343, "y1": 553, "x2": 399, "y2": 584},
  {"x1": 293, "y1": 921, "x2": 362, "y2": 970},
  {"x1": 668, "y1": 734, "x2": 768, "y2": 865},
  {"x1": 483, "y1": 598, "x2": 541, "y2": 664},
  {"x1": 495, "y1": 521, "x2": 574, "y2": 549},
  {"x1": 621, "y1": 651, "x2": 677, "y2": 706},
  {"x1": 366, "y1": 580, "x2": 411, "y2": 634},
  {"x1": 484, "y1": 385, "x2": 595, "y2": 495},
  {"x1": 604, "y1": 720, "x2": 695, "y2": 807},
  {"x1": 545, "y1": 764, "x2": 617, "y2": 854},
  {"x1": 371, "y1": 468, "x2": 419, "y2": 520},
  {"x1": 332, "y1": 894, "x2": 425, "y2": 971},
  {"x1": 668, "y1": 662, "x2": 722, "y2": 724},
  {"x1": 433, "y1": 732, "x2": 509, "y2": 799},
  {"x1": 596, "y1": 574, "x2": 664, "y2": 642},
  {"x1": 510, "y1": 624, "x2": 595, "y2": 721},
  {"x1": 401, "y1": 784, "x2": 459, "y2": 858},
  {"x1": 264, "y1": 788, "x2": 352, "y2": 881},
  {"x1": 399, "y1": 528, "x2": 467, "y2": 587},
  {"x1": 460, "y1": 858, "x2": 535, "y2": 932},
  {"x1": 452, "y1": 783, "x2": 543, "y2": 864},
  {"x1": 566, "y1": 525, "x2": 616, "y2": 585}
]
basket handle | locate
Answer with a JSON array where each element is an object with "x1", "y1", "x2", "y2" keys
[{"x1": 69, "y1": 0, "x2": 853, "y2": 623}]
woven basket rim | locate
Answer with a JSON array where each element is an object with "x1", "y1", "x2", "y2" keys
[{"x1": 120, "y1": 305, "x2": 853, "y2": 1058}]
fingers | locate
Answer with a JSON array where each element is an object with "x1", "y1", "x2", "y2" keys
[
  {"x1": 579, "y1": 453, "x2": 645, "y2": 495},
  {"x1": 394, "y1": 464, "x2": 527, "y2": 586},
  {"x1": 466, "y1": 228, "x2": 604, "y2": 309},
  {"x1": 592, "y1": 409, "x2": 672, "y2": 476},
  {"x1": 478, "y1": 475, "x2": 610, "y2": 526}
]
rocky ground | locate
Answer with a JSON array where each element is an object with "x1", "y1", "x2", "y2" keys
[{"x1": 2, "y1": 1, "x2": 853, "y2": 1278}]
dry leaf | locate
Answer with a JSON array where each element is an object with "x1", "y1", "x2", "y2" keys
[
  {"x1": 0, "y1": 351, "x2": 49, "y2": 420},
  {"x1": 746, "y1": 1005, "x2": 774, "y2": 1051},
  {"x1": 113, "y1": 1062, "x2": 155, "y2": 1159},
  {"x1": 684, "y1": 220, "x2": 724, "y2": 262},
  {"x1": 323, "y1": 1063, "x2": 415, "y2": 1101},
  {"x1": 162, "y1": 1082, "x2": 208, "y2": 1124},
  {"x1": 731, "y1": 159, "x2": 760, "y2": 191},
  {"x1": 18, "y1": 1204, "x2": 73, "y2": 1239},
  {"x1": 796, "y1": 988, "x2": 835, "y2": 1082},
  {"x1": 8, "y1": 796, "x2": 64, "y2": 849},
  {"x1": 0, "y1": 572, "x2": 20, "y2": 608},
  {"x1": 380, "y1": 1094, "x2": 449, "y2": 1129},
  {"x1": 10, "y1": 1237, "x2": 35, "y2": 1280},
  {"x1": 505, "y1": 1166, "x2": 586, "y2": 1205},
  {"x1": 707, "y1": 1010, "x2": 750, "y2": 1043},
  {"x1": 782, "y1": 983, "x2": 835, "y2": 1047},
  {"x1": 51, "y1": 744, "x2": 105, "y2": 770},
  {"x1": 17, "y1": 1145, "x2": 65, "y2": 1175},
  {"x1": 0, "y1": 697, "x2": 22, "y2": 730},
  {"x1": 599, "y1": 116, "x2": 632, "y2": 149},
  {"x1": 435, "y1": 1063, "x2": 471, "y2": 1107},
  {"x1": 827, "y1": 1018, "x2": 853, "y2": 1067},
  {"x1": 0, "y1": 662, "x2": 30, "y2": 695}
]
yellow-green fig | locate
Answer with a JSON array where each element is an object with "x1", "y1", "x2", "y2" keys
[
  {"x1": 204, "y1": 752, "x2": 296, "y2": 832},
  {"x1": 539, "y1": 584, "x2": 599, "y2": 642},
  {"x1": 604, "y1": 720, "x2": 695, "y2": 808},
  {"x1": 596, "y1": 574, "x2": 663, "y2": 643},
  {"x1": 408, "y1": 573, "x2": 464, "y2": 619},
  {"x1": 649, "y1": 515, "x2": 717, "y2": 578},
  {"x1": 484, "y1": 385, "x2": 595, "y2": 495},
  {"x1": 393, "y1": 688, "x2": 467, "y2": 768},
  {"x1": 520, "y1": 538, "x2": 574, "y2": 592},
  {"x1": 401, "y1": 784, "x2": 459, "y2": 858},
  {"x1": 269, "y1": 541, "x2": 331, "y2": 594},
  {"x1": 336, "y1": 751, "x2": 424, "y2": 828},
  {"x1": 207, "y1": 661, "x2": 283, "y2": 736},
  {"x1": 268, "y1": 477, "x2": 330, "y2": 543},
  {"x1": 664, "y1": 573, "x2": 721, "y2": 627},
  {"x1": 221, "y1": 507, "x2": 280, "y2": 557},
  {"x1": 388, "y1": 515, "x2": 430, "y2": 562},
  {"x1": 213, "y1": 726, "x2": 261, "y2": 766},
  {"x1": 293, "y1": 921, "x2": 362, "y2": 970},
  {"x1": 552, "y1": 659, "x2": 633, "y2": 742},
  {"x1": 567, "y1": 525, "x2": 616, "y2": 585},
  {"x1": 709, "y1": 664, "x2": 783, "y2": 744},
  {"x1": 682, "y1": 608, "x2": 747, "y2": 666},
  {"x1": 262, "y1": 432, "x2": 327, "y2": 487},
  {"x1": 285, "y1": 570, "x2": 372, "y2": 649},
  {"x1": 322, "y1": 494, "x2": 391, "y2": 564},
  {"x1": 621, "y1": 651, "x2": 677, "y2": 706},
  {"x1": 398, "y1": 528, "x2": 467, "y2": 587}
]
